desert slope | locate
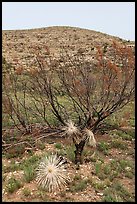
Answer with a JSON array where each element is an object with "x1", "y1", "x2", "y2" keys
[{"x1": 2, "y1": 26, "x2": 134, "y2": 69}]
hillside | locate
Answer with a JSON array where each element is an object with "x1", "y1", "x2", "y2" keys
[{"x1": 2, "y1": 26, "x2": 135, "y2": 69}]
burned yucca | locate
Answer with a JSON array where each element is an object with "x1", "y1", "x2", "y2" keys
[
  {"x1": 62, "y1": 120, "x2": 97, "y2": 164},
  {"x1": 84, "y1": 128, "x2": 96, "y2": 148}
]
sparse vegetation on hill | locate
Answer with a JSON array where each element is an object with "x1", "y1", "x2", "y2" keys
[{"x1": 2, "y1": 26, "x2": 134, "y2": 69}]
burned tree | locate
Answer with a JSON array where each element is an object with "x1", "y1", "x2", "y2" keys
[
  {"x1": 26, "y1": 41, "x2": 134, "y2": 164},
  {"x1": 3, "y1": 40, "x2": 135, "y2": 164}
]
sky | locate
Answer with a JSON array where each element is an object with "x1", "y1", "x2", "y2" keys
[{"x1": 2, "y1": 2, "x2": 135, "y2": 41}]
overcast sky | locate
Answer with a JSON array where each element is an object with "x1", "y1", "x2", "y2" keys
[{"x1": 2, "y1": 2, "x2": 135, "y2": 41}]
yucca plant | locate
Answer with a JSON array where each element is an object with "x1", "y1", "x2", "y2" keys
[
  {"x1": 63, "y1": 120, "x2": 97, "y2": 164},
  {"x1": 36, "y1": 154, "x2": 69, "y2": 192}
]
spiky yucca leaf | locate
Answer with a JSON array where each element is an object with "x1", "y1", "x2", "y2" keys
[
  {"x1": 84, "y1": 128, "x2": 96, "y2": 147},
  {"x1": 62, "y1": 120, "x2": 79, "y2": 135},
  {"x1": 62, "y1": 121, "x2": 97, "y2": 147},
  {"x1": 62, "y1": 120, "x2": 83, "y2": 143},
  {"x1": 36, "y1": 154, "x2": 69, "y2": 192}
]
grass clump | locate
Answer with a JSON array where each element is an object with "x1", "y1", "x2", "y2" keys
[
  {"x1": 22, "y1": 187, "x2": 31, "y2": 197},
  {"x1": 73, "y1": 174, "x2": 81, "y2": 181},
  {"x1": 54, "y1": 143, "x2": 62, "y2": 149},
  {"x1": 102, "y1": 194, "x2": 123, "y2": 202},
  {"x1": 116, "y1": 131, "x2": 135, "y2": 141},
  {"x1": 97, "y1": 141, "x2": 109, "y2": 155},
  {"x1": 22, "y1": 154, "x2": 42, "y2": 169},
  {"x1": 110, "y1": 138, "x2": 127, "y2": 149},
  {"x1": 65, "y1": 145, "x2": 75, "y2": 162},
  {"x1": 125, "y1": 171, "x2": 134, "y2": 179},
  {"x1": 94, "y1": 159, "x2": 132, "y2": 181},
  {"x1": 95, "y1": 161, "x2": 102, "y2": 175},
  {"x1": 37, "y1": 189, "x2": 50, "y2": 201},
  {"x1": 112, "y1": 182, "x2": 134, "y2": 201},
  {"x1": 5, "y1": 145, "x2": 25, "y2": 159},
  {"x1": 69, "y1": 179, "x2": 88, "y2": 192},
  {"x1": 103, "y1": 164, "x2": 111, "y2": 175},
  {"x1": 23, "y1": 166, "x2": 36, "y2": 183},
  {"x1": 35, "y1": 141, "x2": 45, "y2": 150},
  {"x1": 94, "y1": 161, "x2": 111, "y2": 180},
  {"x1": 102, "y1": 181, "x2": 135, "y2": 202},
  {"x1": 4, "y1": 160, "x2": 21, "y2": 173},
  {"x1": 92, "y1": 181, "x2": 105, "y2": 191},
  {"x1": 6, "y1": 177, "x2": 22, "y2": 193}
]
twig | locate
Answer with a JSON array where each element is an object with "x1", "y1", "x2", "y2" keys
[
  {"x1": 35, "y1": 131, "x2": 65, "y2": 141},
  {"x1": 3, "y1": 141, "x2": 33, "y2": 150}
]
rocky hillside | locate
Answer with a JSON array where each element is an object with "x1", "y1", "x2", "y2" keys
[{"x1": 2, "y1": 26, "x2": 135, "y2": 69}]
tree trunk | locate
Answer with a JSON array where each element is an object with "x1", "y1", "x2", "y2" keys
[{"x1": 74, "y1": 139, "x2": 86, "y2": 164}]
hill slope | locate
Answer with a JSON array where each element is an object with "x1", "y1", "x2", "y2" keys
[{"x1": 2, "y1": 26, "x2": 135, "y2": 69}]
